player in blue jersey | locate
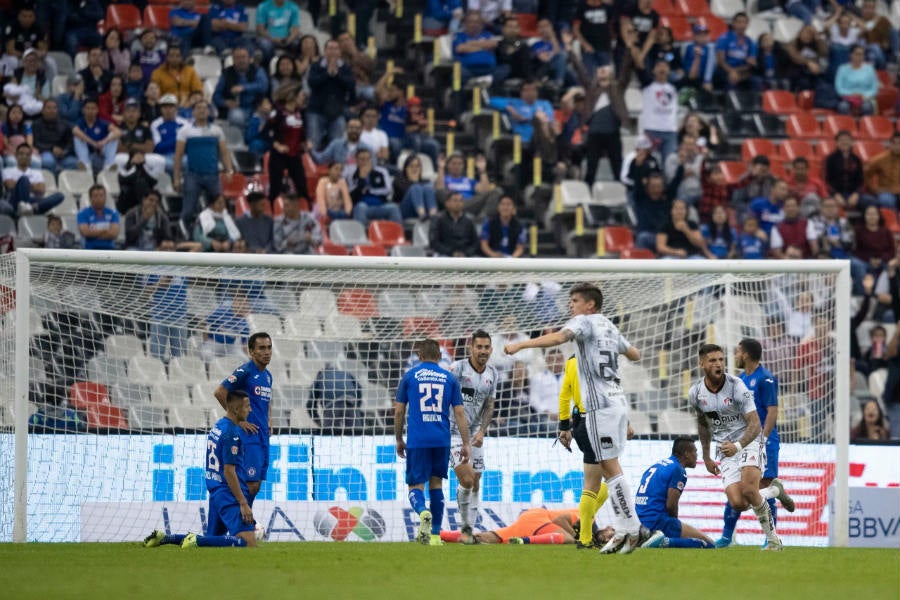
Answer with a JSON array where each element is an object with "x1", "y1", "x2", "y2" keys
[
  {"x1": 143, "y1": 390, "x2": 258, "y2": 548},
  {"x1": 214, "y1": 332, "x2": 273, "y2": 506},
  {"x1": 636, "y1": 437, "x2": 716, "y2": 549},
  {"x1": 715, "y1": 338, "x2": 795, "y2": 548},
  {"x1": 395, "y1": 338, "x2": 471, "y2": 546}
]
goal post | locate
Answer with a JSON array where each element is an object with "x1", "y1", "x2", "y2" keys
[{"x1": 1, "y1": 250, "x2": 851, "y2": 545}]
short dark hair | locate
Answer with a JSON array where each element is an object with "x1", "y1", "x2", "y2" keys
[
  {"x1": 415, "y1": 338, "x2": 441, "y2": 362},
  {"x1": 15, "y1": 142, "x2": 31, "y2": 152},
  {"x1": 355, "y1": 147, "x2": 371, "y2": 158},
  {"x1": 835, "y1": 129, "x2": 852, "y2": 140},
  {"x1": 751, "y1": 155, "x2": 770, "y2": 166},
  {"x1": 738, "y1": 338, "x2": 762, "y2": 362},
  {"x1": 733, "y1": 11, "x2": 748, "y2": 20},
  {"x1": 247, "y1": 191, "x2": 267, "y2": 204},
  {"x1": 698, "y1": 343, "x2": 723, "y2": 358},
  {"x1": 83, "y1": 97, "x2": 99, "y2": 107},
  {"x1": 248, "y1": 332, "x2": 271, "y2": 350},
  {"x1": 671, "y1": 436, "x2": 695, "y2": 458},
  {"x1": 892, "y1": 131, "x2": 900, "y2": 142},
  {"x1": 570, "y1": 283, "x2": 603, "y2": 312},
  {"x1": 144, "y1": 189, "x2": 161, "y2": 202},
  {"x1": 88, "y1": 183, "x2": 106, "y2": 197},
  {"x1": 792, "y1": 156, "x2": 808, "y2": 167},
  {"x1": 471, "y1": 329, "x2": 492, "y2": 344},
  {"x1": 226, "y1": 390, "x2": 249, "y2": 405}
]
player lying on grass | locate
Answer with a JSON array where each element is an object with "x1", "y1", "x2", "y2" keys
[
  {"x1": 439, "y1": 508, "x2": 616, "y2": 545},
  {"x1": 144, "y1": 390, "x2": 258, "y2": 549}
]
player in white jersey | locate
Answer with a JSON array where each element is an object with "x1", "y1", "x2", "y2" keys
[
  {"x1": 448, "y1": 330, "x2": 497, "y2": 544},
  {"x1": 505, "y1": 283, "x2": 650, "y2": 555},
  {"x1": 688, "y1": 343, "x2": 794, "y2": 552}
]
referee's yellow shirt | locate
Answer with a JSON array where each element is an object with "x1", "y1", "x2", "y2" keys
[{"x1": 558, "y1": 356, "x2": 584, "y2": 421}]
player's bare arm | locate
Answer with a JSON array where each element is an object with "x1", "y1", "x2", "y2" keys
[
  {"x1": 696, "y1": 409, "x2": 719, "y2": 475},
  {"x1": 223, "y1": 463, "x2": 253, "y2": 523},
  {"x1": 623, "y1": 346, "x2": 640, "y2": 362},
  {"x1": 473, "y1": 397, "x2": 494, "y2": 448},
  {"x1": 454, "y1": 405, "x2": 471, "y2": 462},
  {"x1": 504, "y1": 329, "x2": 574, "y2": 355},
  {"x1": 666, "y1": 487, "x2": 681, "y2": 518},
  {"x1": 214, "y1": 384, "x2": 259, "y2": 434},
  {"x1": 551, "y1": 514, "x2": 577, "y2": 538},
  {"x1": 762, "y1": 405, "x2": 778, "y2": 439},
  {"x1": 214, "y1": 385, "x2": 228, "y2": 410},
  {"x1": 721, "y1": 411, "x2": 762, "y2": 457},
  {"x1": 393, "y1": 402, "x2": 407, "y2": 458}
]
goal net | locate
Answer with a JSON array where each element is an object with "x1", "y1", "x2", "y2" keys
[{"x1": 0, "y1": 251, "x2": 850, "y2": 546}]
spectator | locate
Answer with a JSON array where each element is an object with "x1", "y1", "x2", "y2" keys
[
  {"x1": 0, "y1": 142, "x2": 64, "y2": 217},
  {"x1": 573, "y1": 0, "x2": 615, "y2": 73},
  {"x1": 115, "y1": 98, "x2": 165, "y2": 182},
  {"x1": 117, "y1": 149, "x2": 160, "y2": 215},
  {"x1": 467, "y1": 0, "x2": 512, "y2": 30},
  {"x1": 732, "y1": 155, "x2": 777, "y2": 214},
  {"x1": 134, "y1": 29, "x2": 166, "y2": 85},
  {"x1": 266, "y1": 83, "x2": 308, "y2": 203},
  {"x1": 683, "y1": 23, "x2": 716, "y2": 93},
  {"x1": 853, "y1": 204, "x2": 895, "y2": 278},
  {"x1": 213, "y1": 46, "x2": 268, "y2": 129},
  {"x1": 359, "y1": 105, "x2": 391, "y2": 167},
  {"x1": 255, "y1": 0, "x2": 302, "y2": 64},
  {"x1": 33, "y1": 99, "x2": 76, "y2": 174},
  {"x1": 494, "y1": 361, "x2": 538, "y2": 436},
  {"x1": 617, "y1": 0, "x2": 659, "y2": 87},
  {"x1": 56, "y1": 74, "x2": 85, "y2": 125},
  {"x1": 79, "y1": 47, "x2": 112, "y2": 99},
  {"x1": 808, "y1": 196, "x2": 855, "y2": 261},
  {"x1": 338, "y1": 31, "x2": 376, "y2": 104},
  {"x1": 308, "y1": 365, "x2": 363, "y2": 432},
  {"x1": 453, "y1": 11, "x2": 507, "y2": 85},
  {"x1": 375, "y1": 69, "x2": 410, "y2": 161},
  {"x1": 796, "y1": 312, "x2": 836, "y2": 441},
  {"x1": 787, "y1": 156, "x2": 828, "y2": 215},
  {"x1": 394, "y1": 154, "x2": 438, "y2": 221},
  {"x1": 851, "y1": 399, "x2": 890, "y2": 441},
  {"x1": 194, "y1": 194, "x2": 242, "y2": 252},
  {"x1": 702, "y1": 204, "x2": 737, "y2": 258},
  {"x1": 824, "y1": 130, "x2": 863, "y2": 211},
  {"x1": 310, "y1": 117, "x2": 370, "y2": 178},
  {"x1": 656, "y1": 198, "x2": 715, "y2": 259},
  {"x1": 750, "y1": 178, "x2": 788, "y2": 237},
  {"x1": 174, "y1": 101, "x2": 234, "y2": 230},
  {"x1": 505, "y1": 80, "x2": 555, "y2": 146},
  {"x1": 42, "y1": 214, "x2": 76, "y2": 249},
  {"x1": 642, "y1": 26, "x2": 684, "y2": 87},
  {"x1": 825, "y1": 8, "x2": 861, "y2": 69},
  {"x1": 678, "y1": 113, "x2": 712, "y2": 149},
  {"x1": 101, "y1": 29, "x2": 131, "y2": 77},
  {"x1": 151, "y1": 94, "x2": 189, "y2": 172},
  {"x1": 528, "y1": 349, "x2": 565, "y2": 435},
  {"x1": 145, "y1": 269, "x2": 189, "y2": 363},
  {"x1": 209, "y1": 0, "x2": 251, "y2": 55},
  {"x1": 715, "y1": 12, "x2": 758, "y2": 90},
  {"x1": 306, "y1": 39, "x2": 356, "y2": 150},
  {"x1": 295, "y1": 34, "x2": 321, "y2": 84},
  {"x1": 641, "y1": 61, "x2": 678, "y2": 163},
  {"x1": 771, "y1": 196, "x2": 811, "y2": 258},
  {"x1": 125, "y1": 64, "x2": 147, "y2": 101},
  {"x1": 622, "y1": 134, "x2": 662, "y2": 194},
  {"x1": 755, "y1": 32, "x2": 791, "y2": 91},
  {"x1": 274, "y1": 192, "x2": 322, "y2": 254},
  {"x1": 634, "y1": 170, "x2": 682, "y2": 252},
  {"x1": 429, "y1": 191, "x2": 479, "y2": 257},
  {"x1": 236, "y1": 191, "x2": 274, "y2": 253},
  {"x1": 863, "y1": 131, "x2": 900, "y2": 210},
  {"x1": 862, "y1": 322, "x2": 889, "y2": 376},
  {"x1": 124, "y1": 189, "x2": 175, "y2": 251},
  {"x1": 403, "y1": 96, "x2": 440, "y2": 167},
  {"x1": 315, "y1": 161, "x2": 353, "y2": 220},
  {"x1": 97, "y1": 75, "x2": 126, "y2": 127},
  {"x1": 6, "y1": 4, "x2": 49, "y2": 58},
  {"x1": 664, "y1": 134, "x2": 703, "y2": 205},
  {"x1": 245, "y1": 96, "x2": 273, "y2": 155},
  {"x1": 203, "y1": 295, "x2": 250, "y2": 360},
  {"x1": 496, "y1": 15, "x2": 531, "y2": 81},
  {"x1": 783, "y1": 24, "x2": 827, "y2": 92},
  {"x1": 73, "y1": 98, "x2": 121, "y2": 174},
  {"x1": 737, "y1": 213, "x2": 769, "y2": 258},
  {"x1": 2, "y1": 104, "x2": 36, "y2": 168},
  {"x1": 63, "y1": 0, "x2": 104, "y2": 58},
  {"x1": 698, "y1": 163, "x2": 730, "y2": 224},
  {"x1": 423, "y1": 0, "x2": 463, "y2": 33},
  {"x1": 531, "y1": 18, "x2": 569, "y2": 88},
  {"x1": 170, "y1": 0, "x2": 210, "y2": 56},
  {"x1": 151, "y1": 46, "x2": 202, "y2": 108},
  {"x1": 835, "y1": 44, "x2": 879, "y2": 116},
  {"x1": 177, "y1": 90, "x2": 210, "y2": 121},
  {"x1": 784, "y1": 0, "x2": 822, "y2": 25},
  {"x1": 348, "y1": 147, "x2": 401, "y2": 225},
  {"x1": 575, "y1": 62, "x2": 630, "y2": 185},
  {"x1": 5, "y1": 48, "x2": 49, "y2": 116},
  {"x1": 556, "y1": 89, "x2": 588, "y2": 175},
  {"x1": 480, "y1": 195, "x2": 526, "y2": 258},
  {"x1": 854, "y1": 0, "x2": 894, "y2": 69},
  {"x1": 270, "y1": 54, "x2": 302, "y2": 97},
  {"x1": 77, "y1": 184, "x2": 120, "y2": 250},
  {"x1": 434, "y1": 153, "x2": 500, "y2": 218}
]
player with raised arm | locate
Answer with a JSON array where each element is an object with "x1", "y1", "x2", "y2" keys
[
  {"x1": 395, "y1": 339, "x2": 471, "y2": 546},
  {"x1": 440, "y1": 507, "x2": 615, "y2": 546},
  {"x1": 504, "y1": 283, "x2": 650, "y2": 555},
  {"x1": 143, "y1": 390, "x2": 257, "y2": 548},
  {"x1": 637, "y1": 437, "x2": 716, "y2": 549},
  {"x1": 558, "y1": 354, "x2": 609, "y2": 549},
  {"x1": 716, "y1": 338, "x2": 794, "y2": 548},
  {"x1": 213, "y1": 332, "x2": 273, "y2": 506},
  {"x1": 690, "y1": 343, "x2": 794, "y2": 552},
  {"x1": 449, "y1": 330, "x2": 497, "y2": 545}
]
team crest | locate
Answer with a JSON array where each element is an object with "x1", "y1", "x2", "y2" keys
[
  {"x1": 231, "y1": 446, "x2": 238, "y2": 455},
  {"x1": 247, "y1": 467, "x2": 256, "y2": 477},
  {"x1": 227, "y1": 375, "x2": 237, "y2": 383}
]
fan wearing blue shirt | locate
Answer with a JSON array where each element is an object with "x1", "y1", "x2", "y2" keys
[
  {"x1": 737, "y1": 214, "x2": 768, "y2": 258},
  {"x1": 683, "y1": 23, "x2": 716, "y2": 91},
  {"x1": 749, "y1": 179, "x2": 787, "y2": 236},
  {"x1": 452, "y1": 11, "x2": 509, "y2": 84},
  {"x1": 714, "y1": 12, "x2": 758, "y2": 90},
  {"x1": 505, "y1": 80, "x2": 555, "y2": 145},
  {"x1": 395, "y1": 339, "x2": 470, "y2": 546},
  {"x1": 77, "y1": 184, "x2": 120, "y2": 249},
  {"x1": 209, "y1": 0, "x2": 251, "y2": 55},
  {"x1": 170, "y1": 0, "x2": 209, "y2": 56},
  {"x1": 637, "y1": 437, "x2": 716, "y2": 549}
]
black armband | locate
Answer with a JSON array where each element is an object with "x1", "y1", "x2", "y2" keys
[{"x1": 558, "y1": 419, "x2": 571, "y2": 431}]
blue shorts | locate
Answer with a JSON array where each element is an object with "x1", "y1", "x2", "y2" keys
[
  {"x1": 207, "y1": 489, "x2": 255, "y2": 536},
  {"x1": 243, "y1": 436, "x2": 269, "y2": 483},
  {"x1": 764, "y1": 437, "x2": 779, "y2": 480},
  {"x1": 643, "y1": 514, "x2": 683, "y2": 538},
  {"x1": 405, "y1": 446, "x2": 450, "y2": 486}
]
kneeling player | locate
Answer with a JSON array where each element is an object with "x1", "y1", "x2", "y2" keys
[
  {"x1": 635, "y1": 437, "x2": 715, "y2": 549},
  {"x1": 144, "y1": 391, "x2": 258, "y2": 549},
  {"x1": 440, "y1": 508, "x2": 614, "y2": 546}
]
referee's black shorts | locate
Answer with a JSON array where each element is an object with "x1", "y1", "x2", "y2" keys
[{"x1": 572, "y1": 411, "x2": 599, "y2": 465}]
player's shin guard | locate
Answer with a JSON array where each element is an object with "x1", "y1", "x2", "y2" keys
[
  {"x1": 607, "y1": 474, "x2": 641, "y2": 534},
  {"x1": 196, "y1": 535, "x2": 248, "y2": 547},
  {"x1": 578, "y1": 490, "x2": 599, "y2": 546},
  {"x1": 751, "y1": 500, "x2": 777, "y2": 542},
  {"x1": 160, "y1": 534, "x2": 186, "y2": 546},
  {"x1": 457, "y1": 486, "x2": 472, "y2": 530},
  {"x1": 429, "y1": 489, "x2": 445, "y2": 535},
  {"x1": 767, "y1": 498, "x2": 777, "y2": 529},
  {"x1": 409, "y1": 488, "x2": 427, "y2": 515},
  {"x1": 521, "y1": 533, "x2": 566, "y2": 545},
  {"x1": 720, "y1": 501, "x2": 741, "y2": 541}
]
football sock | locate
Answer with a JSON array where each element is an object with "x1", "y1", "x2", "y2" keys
[
  {"x1": 759, "y1": 484, "x2": 779, "y2": 500},
  {"x1": 160, "y1": 534, "x2": 186, "y2": 546},
  {"x1": 457, "y1": 486, "x2": 471, "y2": 530},
  {"x1": 665, "y1": 537, "x2": 715, "y2": 549},
  {"x1": 752, "y1": 500, "x2": 775, "y2": 537},
  {"x1": 440, "y1": 530, "x2": 461, "y2": 543},
  {"x1": 767, "y1": 498, "x2": 778, "y2": 529},
  {"x1": 196, "y1": 535, "x2": 248, "y2": 547},
  {"x1": 721, "y1": 502, "x2": 740, "y2": 541},
  {"x1": 594, "y1": 481, "x2": 609, "y2": 511},
  {"x1": 578, "y1": 490, "x2": 598, "y2": 545},
  {"x1": 469, "y1": 491, "x2": 479, "y2": 528},
  {"x1": 519, "y1": 533, "x2": 566, "y2": 545},
  {"x1": 429, "y1": 488, "x2": 445, "y2": 534},
  {"x1": 607, "y1": 474, "x2": 641, "y2": 534},
  {"x1": 409, "y1": 488, "x2": 427, "y2": 515}
]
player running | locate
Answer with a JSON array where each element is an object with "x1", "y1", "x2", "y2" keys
[
  {"x1": 716, "y1": 338, "x2": 794, "y2": 548},
  {"x1": 636, "y1": 437, "x2": 716, "y2": 549},
  {"x1": 504, "y1": 282, "x2": 651, "y2": 554},
  {"x1": 689, "y1": 343, "x2": 794, "y2": 552},
  {"x1": 214, "y1": 332, "x2": 273, "y2": 506},
  {"x1": 395, "y1": 339, "x2": 471, "y2": 546},
  {"x1": 144, "y1": 390, "x2": 257, "y2": 548},
  {"x1": 449, "y1": 330, "x2": 497, "y2": 545},
  {"x1": 439, "y1": 507, "x2": 615, "y2": 546}
]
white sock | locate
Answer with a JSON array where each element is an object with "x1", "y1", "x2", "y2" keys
[
  {"x1": 759, "y1": 485, "x2": 778, "y2": 500},
  {"x1": 752, "y1": 500, "x2": 776, "y2": 538},
  {"x1": 469, "y1": 492, "x2": 479, "y2": 529},
  {"x1": 457, "y1": 486, "x2": 471, "y2": 530},
  {"x1": 607, "y1": 474, "x2": 641, "y2": 535}
]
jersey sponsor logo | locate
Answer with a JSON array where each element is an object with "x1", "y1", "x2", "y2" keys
[
  {"x1": 722, "y1": 397, "x2": 732, "y2": 406},
  {"x1": 461, "y1": 387, "x2": 476, "y2": 404},
  {"x1": 253, "y1": 385, "x2": 272, "y2": 399},
  {"x1": 705, "y1": 411, "x2": 740, "y2": 427},
  {"x1": 414, "y1": 368, "x2": 447, "y2": 382},
  {"x1": 600, "y1": 436, "x2": 614, "y2": 450},
  {"x1": 635, "y1": 496, "x2": 648, "y2": 505}
]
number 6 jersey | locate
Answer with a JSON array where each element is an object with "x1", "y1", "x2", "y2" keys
[{"x1": 564, "y1": 313, "x2": 631, "y2": 411}]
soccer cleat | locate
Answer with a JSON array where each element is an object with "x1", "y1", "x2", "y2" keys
[
  {"x1": 181, "y1": 533, "x2": 198, "y2": 549},
  {"x1": 417, "y1": 510, "x2": 432, "y2": 545},
  {"x1": 771, "y1": 478, "x2": 795, "y2": 512},
  {"x1": 460, "y1": 526, "x2": 477, "y2": 545},
  {"x1": 429, "y1": 534, "x2": 444, "y2": 546},
  {"x1": 575, "y1": 540, "x2": 594, "y2": 550},
  {"x1": 641, "y1": 530, "x2": 666, "y2": 549},
  {"x1": 143, "y1": 529, "x2": 165, "y2": 548},
  {"x1": 598, "y1": 532, "x2": 627, "y2": 554},
  {"x1": 617, "y1": 532, "x2": 641, "y2": 554},
  {"x1": 761, "y1": 535, "x2": 783, "y2": 551},
  {"x1": 508, "y1": 537, "x2": 525, "y2": 544},
  {"x1": 714, "y1": 536, "x2": 733, "y2": 548},
  {"x1": 637, "y1": 526, "x2": 653, "y2": 546}
]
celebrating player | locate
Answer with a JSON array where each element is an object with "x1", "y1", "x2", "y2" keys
[
  {"x1": 144, "y1": 390, "x2": 257, "y2": 548},
  {"x1": 716, "y1": 338, "x2": 794, "y2": 548},
  {"x1": 440, "y1": 507, "x2": 615, "y2": 545},
  {"x1": 689, "y1": 343, "x2": 794, "y2": 552},
  {"x1": 395, "y1": 339, "x2": 471, "y2": 546},
  {"x1": 636, "y1": 437, "x2": 715, "y2": 549},
  {"x1": 504, "y1": 283, "x2": 650, "y2": 554},
  {"x1": 214, "y1": 332, "x2": 273, "y2": 506},
  {"x1": 558, "y1": 354, "x2": 609, "y2": 549},
  {"x1": 449, "y1": 330, "x2": 497, "y2": 545}
]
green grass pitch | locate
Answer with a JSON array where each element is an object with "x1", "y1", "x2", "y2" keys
[{"x1": 1, "y1": 543, "x2": 898, "y2": 599}]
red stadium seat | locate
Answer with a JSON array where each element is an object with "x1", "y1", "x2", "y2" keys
[
  {"x1": 302, "y1": 153, "x2": 327, "y2": 200},
  {"x1": 319, "y1": 241, "x2": 350, "y2": 255},
  {"x1": 402, "y1": 317, "x2": 442, "y2": 338},
  {"x1": 796, "y1": 89, "x2": 834, "y2": 117},
  {"x1": 106, "y1": 4, "x2": 142, "y2": 31},
  {"x1": 70, "y1": 382, "x2": 130, "y2": 430},
  {"x1": 876, "y1": 86, "x2": 899, "y2": 117},
  {"x1": 234, "y1": 195, "x2": 249, "y2": 217},
  {"x1": 881, "y1": 207, "x2": 900, "y2": 234},
  {"x1": 601, "y1": 226, "x2": 634, "y2": 256},
  {"x1": 676, "y1": 0, "x2": 712, "y2": 16},
  {"x1": 786, "y1": 114, "x2": 821, "y2": 140},
  {"x1": 762, "y1": 90, "x2": 800, "y2": 115},
  {"x1": 143, "y1": 5, "x2": 171, "y2": 30},
  {"x1": 718, "y1": 161, "x2": 746, "y2": 185},
  {"x1": 696, "y1": 15, "x2": 727, "y2": 39},
  {"x1": 368, "y1": 220, "x2": 407, "y2": 248},
  {"x1": 353, "y1": 244, "x2": 388, "y2": 256},
  {"x1": 816, "y1": 139, "x2": 836, "y2": 157},
  {"x1": 742, "y1": 138, "x2": 776, "y2": 162},
  {"x1": 619, "y1": 247, "x2": 656, "y2": 259},
  {"x1": 661, "y1": 16, "x2": 692, "y2": 42},
  {"x1": 221, "y1": 172, "x2": 248, "y2": 199},
  {"x1": 854, "y1": 140, "x2": 888, "y2": 162},
  {"x1": 822, "y1": 114, "x2": 857, "y2": 139},
  {"x1": 859, "y1": 115, "x2": 893, "y2": 141},
  {"x1": 876, "y1": 70, "x2": 894, "y2": 87},
  {"x1": 515, "y1": 13, "x2": 539, "y2": 37},
  {"x1": 778, "y1": 139, "x2": 814, "y2": 161},
  {"x1": 337, "y1": 288, "x2": 379, "y2": 319},
  {"x1": 653, "y1": 0, "x2": 679, "y2": 16}
]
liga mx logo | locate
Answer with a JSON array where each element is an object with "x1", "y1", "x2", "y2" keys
[{"x1": 314, "y1": 506, "x2": 386, "y2": 541}]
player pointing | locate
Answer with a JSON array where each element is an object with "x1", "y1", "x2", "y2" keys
[
  {"x1": 689, "y1": 343, "x2": 794, "y2": 552},
  {"x1": 395, "y1": 339, "x2": 471, "y2": 546},
  {"x1": 449, "y1": 330, "x2": 497, "y2": 544},
  {"x1": 505, "y1": 283, "x2": 650, "y2": 554}
]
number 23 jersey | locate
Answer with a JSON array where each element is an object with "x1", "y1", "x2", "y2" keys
[
  {"x1": 396, "y1": 362, "x2": 464, "y2": 448},
  {"x1": 564, "y1": 313, "x2": 631, "y2": 411}
]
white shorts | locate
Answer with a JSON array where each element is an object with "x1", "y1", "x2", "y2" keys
[
  {"x1": 583, "y1": 397, "x2": 628, "y2": 461},
  {"x1": 449, "y1": 437, "x2": 484, "y2": 472},
  {"x1": 717, "y1": 439, "x2": 766, "y2": 489}
]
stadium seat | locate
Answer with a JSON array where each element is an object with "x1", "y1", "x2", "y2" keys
[
  {"x1": 855, "y1": 141, "x2": 887, "y2": 162},
  {"x1": 0, "y1": 215, "x2": 15, "y2": 237},
  {"x1": 786, "y1": 114, "x2": 820, "y2": 140},
  {"x1": 246, "y1": 313, "x2": 283, "y2": 336},
  {"x1": 190, "y1": 381, "x2": 219, "y2": 406},
  {"x1": 290, "y1": 406, "x2": 320, "y2": 429},
  {"x1": 591, "y1": 182, "x2": 628, "y2": 208},
  {"x1": 143, "y1": 4, "x2": 171, "y2": 29},
  {"x1": 652, "y1": 0, "x2": 678, "y2": 16},
  {"x1": 880, "y1": 208, "x2": 900, "y2": 234},
  {"x1": 676, "y1": 0, "x2": 712, "y2": 16},
  {"x1": 168, "y1": 355, "x2": 208, "y2": 383},
  {"x1": 110, "y1": 382, "x2": 151, "y2": 408},
  {"x1": 210, "y1": 355, "x2": 242, "y2": 381},
  {"x1": 368, "y1": 220, "x2": 407, "y2": 248},
  {"x1": 600, "y1": 226, "x2": 634, "y2": 256},
  {"x1": 816, "y1": 139, "x2": 836, "y2": 157},
  {"x1": 221, "y1": 172, "x2": 248, "y2": 200},
  {"x1": 822, "y1": 115, "x2": 857, "y2": 139},
  {"x1": 284, "y1": 313, "x2": 323, "y2": 338},
  {"x1": 97, "y1": 169, "x2": 120, "y2": 199},
  {"x1": 353, "y1": 244, "x2": 388, "y2": 257},
  {"x1": 47, "y1": 51, "x2": 74, "y2": 75},
  {"x1": 628, "y1": 410, "x2": 653, "y2": 435},
  {"x1": 16, "y1": 215, "x2": 46, "y2": 241},
  {"x1": 151, "y1": 382, "x2": 192, "y2": 406},
  {"x1": 319, "y1": 241, "x2": 351, "y2": 255},
  {"x1": 416, "y1": 290, "x2": 450, "y2": 315},
  {"x1": 377, "y1": 290, "x2": 417, "y2": 319},
  {"x1": 661, "y1": 15, "x2": 692, "y2": 42},
  {"x1": 391, "y1": 245, "x2": 427, "y2": 257},
  {"x1": 560, "y1": 179, "x2": 592, "y2": 208},
  {"x1": 86, "y1": 355, "x2": 128, "y2": 385},
  {"x1": 515, "y1": 12, "x2": 539, "y2": 36},
  {"x1": 412, "y1": 221, "x2": 430, "y2": 247},
  {"x1": 298, "y1": 288, "x2": 337, "y2": 319},
  {"x1": 337, "y1": 288, "x2": 379, "y2": 319},
  {"x1": 876, "y1": 86, "x2": 899, "y2": 117},
  {"x1": 168, "y1": 406, "x2": 209, "y2": 429},
  {"x1": 329, "y1": 220, "x2": 369, "y2": 246},
  {"x1": 70, "y1": 382, "x2": 130, "y2": 430},
  {"x1": 657, "y1": 409, "x2": 697, "y2": 435},
  {"x1": 753, "y1": 113, "x2": 786, "y2": 138},
  {"x1": 106, "y1": 4, "x2": 142, "y2": 31},
  {"x1": 696, "y1": 15, "x2": 728, "y2": 39},
  {"x1": 718, "y1": 161, "x2": 746, "y2": 185},
  {"x1": 190, "y1": 55, "x2": 222, "y2": 80},
  {"x1": 778, "y1": 139, "x2": 814, "y2": 161},
  {"x1": 288, "y1": 358, "x2": 325, "y2": 387},
  {"x1": 272, "y1": 337, "x2": 304, "y2": 364},
  {"x1": 304, "y1": 339, "x2": 346, "y2": 360},
  {"x1": 741, "y1": 138, "x2": 777, "y2": 162},
  {"x1": 402, "y1": 317, "x2": 442, "y2": 338},
  {"x1": 323, "y1": 313, "x2": 366, "y2": 338},
  {"x1": 128, "y1": 405, "x2": 168, "y2": 430},
  {"x1": 127, "y1": 356, "x2": 167, "y2": 384},
  {"x1": 711, "y1": 0, "x2": 743, "y2": 18},
  {"x1": 773, "y1": 16, "x2": 803, "y2": 43},
  {"x1": 858, "y1": 116, "x2": 893, "y2": 141},
  {"x1": 762, "y1": 90, "x2": 800, "y2": 115},
  {"x1": 59, "y1": 169, "x2": 95, "y2": 205}
]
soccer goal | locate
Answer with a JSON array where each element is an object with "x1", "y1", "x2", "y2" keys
[{"x1": 0, "y1": 250, "x2": 851, "y2": 546}]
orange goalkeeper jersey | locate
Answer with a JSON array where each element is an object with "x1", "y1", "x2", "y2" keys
[{"x1": 493, "y1": 509, "x2": 579, "y2": 543}]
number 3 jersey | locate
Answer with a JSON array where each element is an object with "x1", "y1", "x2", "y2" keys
[
  {"x1": 396, "y1": 361, "x2": 464, "y2": 448},
  {"x1": 563, "y1": 313, "x2": 631, "y2": 411},
  {"x1": 206, "y1": 417, "x2": 249, "y2": 498},
  {"x1": 449, "y1": 359, "x2": 498, "y2": 438},
  {"x1": 688, "y1": 373, "x2": 758, "y2": 444}
]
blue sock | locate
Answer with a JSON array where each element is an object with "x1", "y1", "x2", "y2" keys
[
  {"x1": 666, "y1": 537, "x2": 715, "y2": 548},
  {"x1": 767, "y1": 498, "x2": 777, "y2": 529},
  {"x1": 429, "y1": 488, "x2": 445, "y2": 534},
  {"x1": 721, "y1": 502, "x2": 740, "y2": 540},
  {"x1": 160, "y1": 534, "x2": 186, "y2": 546},
  {"x1": 196, "y1": 535, "x2": 248, "y2": 547},
  {"x1": 408, "y1": 488, "x2": 427, "y2": 515}
]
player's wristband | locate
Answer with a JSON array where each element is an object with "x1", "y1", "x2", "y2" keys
[
  {"x1": 558, "y1": 419, "x2": 571, "y2": 431},
  {"x1": 734, "y1": 441, "x2": 743, "y2": 453}
]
